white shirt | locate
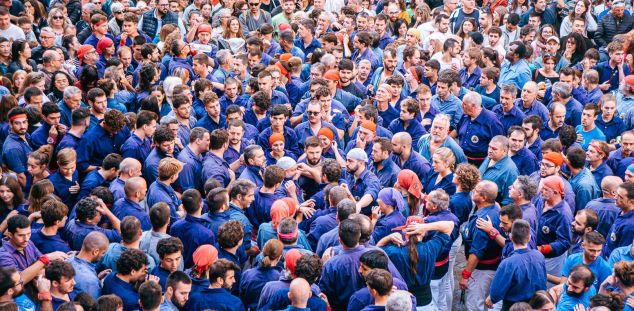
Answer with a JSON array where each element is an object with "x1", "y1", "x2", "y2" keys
[{"x1": 0, "y1": 24, "x2": 25, "y2": 41}]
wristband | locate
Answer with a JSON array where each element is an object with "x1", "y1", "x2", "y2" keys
[
  {"x1": 488, "y1": 228, "x2": 499, "y2": 240},
  {"x1": 37, "y1": 291, "x2": 52, "y2": 301},
  {"x1": 538, "y1": 244, "x2": 553, "y2": 255},
  {"x1": 38, "y1": 255, "x2": 50, "y2": 266},
  {"x1": 461, "y1": 269, "x2": 472, "y2": 280}
]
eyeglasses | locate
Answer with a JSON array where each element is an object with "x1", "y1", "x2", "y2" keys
[
  {"x1": 307, "y1": 111, "x2": 320, "y2": 116},
  {"x1": 41, "y1": 35, "x2": 55, "y2": 39},
  {"x1": 52, "y1": 16, "x2": 64, "y2": 20},
  {"x1": 248, "y1": 2, "x2": 260, "y2": 6},
  {"x1": 540, "y1": 162, "x2": 556, "y2": 169},
  {"x1": 113, "y1": 10, "x2": 124, "y2": 14}
]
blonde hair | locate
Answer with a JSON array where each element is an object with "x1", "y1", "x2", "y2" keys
[
  {"x1": 56, "y1": 148, "x2": 76, "y2": 166},
  {"x1": 158, "y1": 158, "x2": 183, "y2": 181},
  {"x1": 433, "y1": 147, "x2": 456, "y2": 171}
]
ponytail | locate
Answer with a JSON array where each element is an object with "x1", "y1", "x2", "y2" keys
[
  {"x1": 261, "y1": 239, "x2": 284, "y2": 268},
  {"x1": 408, "y1": 235, "x2": 419, "y2": 278}
]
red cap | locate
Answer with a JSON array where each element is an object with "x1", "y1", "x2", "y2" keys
[
  {"x1": 279, "y1": 22, "x2": 291, "y2": 32},
  {"x1": 397, "y1": 169, "x2": 423, "y2": 199},
  {"x1": 192, "y1": 244, "x2": 218, "y2": 276},
  {"x1": 96, "y1": 38, "x2": 113, "y2": 55},
  {"x1": 279, "y1": 53, "x2": 293, "y2": 62},
  {"x1": 318, "y1": 127, "x2": 334, "y2": 141},
  {"x1": 392, "y1": 216, "x2": 425, "y2": 232},
  {"x1": 269, "y1": 133, "x2": 285, "y2": 146},
  {"x1": 197, "y1": 24, "x2": 212, "y2": 34},
  {"x1": 542, "y1": 175, "x2": 565, "y2": 198},
  {"x1": 625, "y1": 75, "x2": 634, "y2": 89},
  {"x1": 323, "y1": 70, "x2": 340, "y2": 81},
  {"x1": 270, "y1": 199, "x2": 290, "y2": 230},
  {"x1": 284, "y1": 249, "x2": 303, "y2": 277},
  {"x1": 77, "y1": 45, "x2": 95, "y2": 64}
]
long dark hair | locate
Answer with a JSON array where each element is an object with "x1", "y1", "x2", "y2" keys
[
  {"x1": 11, "y1": 39, "x2": 28, "y2": 62},
  {"x1": 561, "y1": 33, "x2": 588, "y2": 66},
  {"x1": 408, "y1": 235, "x2": 420, "y2": 277},
  {"x1": 0, "y1": 176, "x2": 24, "y2": 209}
]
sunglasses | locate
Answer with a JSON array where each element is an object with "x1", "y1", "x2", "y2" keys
[
  {"x1": 53, "y1": 16, "x2": 64, "y2": 20},
  {"x1": 249, "y1": 2, "x2": 260, "y2": 6},
  {"x1": 113, "y1": 10, "x2": 124, "y2": 13},
  {"x1": 307, "y1": 111, "x2": 320, "y2": 116}
]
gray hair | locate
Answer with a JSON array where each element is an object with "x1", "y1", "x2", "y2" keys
[
  {"x1": 110, "y1": 2, "x2": 125, "y2": 12},
  {"x1": 216, "y1": 49, "x2": 232, "y2": 65},
  {"x1": 278, "y1": 217, "x2": 298, "y2": 243},
  {"x1": 477, "y1": 180, "x2": 498, "y2": 203},
  {"x1": 551, "y1": 82, "x2": 572, "y2": 99},
  {"x1": 40, "y1": 27, "x2": 54, "y2": 35},
  {"x1": 500, "y1": 83, "x2": 518, "y2": 97},
  {"x1": 432, "y1": 114, "x2": 451, "y2": 128},
  {"x1": 462, "y1": 91, "x2": 482, "y2": 107},
  {"x1": 63, "y1": 86, "x2": 82, "y2": 99},
  {"x1": 321, "y1": 54, "x2": 336, "y2": 67},
  {"x1": 359, "y1": 59, "x2": 372, "y2": 67},
  {"x1": 514, "y1": 175, "x2": 538, "y2": 201},
  {"x1": 386, "y1": 290, "x2": 412, "y2": 311},
  {"x1": 159, "y1": 116, "x2": 178, "y2": 126},
  {"x1": 163, "y1": 76, "x2": 183, "y2": 98},
  {"x1": 490, "y1": 135, "x2": 509, "y2": 150},
  {"x1": 428, "y1": 189, "x2": 449, "y2": 211},
  {"x1": 189, "y1": 127, "x2": 209, "y2": 144}
]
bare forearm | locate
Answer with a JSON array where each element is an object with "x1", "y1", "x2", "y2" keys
[
  {"x1": 356, "y1": 195, "x2": 373, "y2": 213},
  {"x1": 465, "y1": 254, "x2": 479, "y2": 273},
  {"x1": 21, "y1": 261, "x2": 45, "y2": 284}
]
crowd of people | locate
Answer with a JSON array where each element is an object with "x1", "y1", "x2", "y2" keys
[{"x1": 0, "y1": 0, "x2": 634, "y2": 309}]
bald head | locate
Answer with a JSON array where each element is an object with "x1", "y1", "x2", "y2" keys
[
  {"x1": 476, "y1": 180, "x2": 498, "y2": 203},
  {"x1": 349, "y1": 213, "x2": 373, "y2": 244},
  {"x1": 119, "y1": 158, "x2": 142, "y2": 178},
  {"x1": 392, "y1": 132, "x2": 412, "y2": 148},
  {"x1": 81, "y1": 231, "x2": 109, "y2": 252},
  {"x1": 523, "y1": 81, "x2": 537, "y2": 92},
  {"x1": 601, "y1": 176, "x2": 623, "y2": 194},
  {"x1": 288, "y1": 278, "x2": 312, "y2": 308},
  {"x1": 124, "y1": 177, "x2": 147, "y2": 198}
]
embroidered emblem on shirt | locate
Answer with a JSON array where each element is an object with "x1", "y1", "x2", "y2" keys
[
  {"x1": 542, "y1": 226, "x2": 550, "y2": 234},
  {"x1": 471, "y1": 135, "x2": 479, "y2": 143}
]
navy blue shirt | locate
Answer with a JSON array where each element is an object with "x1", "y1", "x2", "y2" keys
[
  {"x1": 596, "y1": 114, "x2": 626, "y2": 144},
  {"x1": 489, "y1": 248, "x2": 547, "y2": 304},
  {"x1": 391, "y1": 151, "x2": 432, "y2": 181},
  {"x1": 63, "y1": 220, "x2": 121, "y2": 251},
  {"x1": 121, "y1": 133, "x2": 152, "y2": 164},
  {"x1": 537, "y1": 200, "x2": 573, "y2": 258},
  {"x1": 239, "y1": 165, "x2": 264, "y2": 188},
  {"x1": 143, "y1": 148, "x2": 171, "y2": 185},
  {"x1": 247, "y1": 190, "x2": 280, "y2": 231},
  {"x1": 424, "y1": 172, "x2": 457, "y2": 196},
  {"x1": 588, "y1": 161, "x2": 613, "y2": 190},
  {"x1": 492, "y1": 104, "x2": 526, "y2": 134},
  {"x1": 48, "y1": 171, "x2": 79, "y2": 209},
  {"x1": 76, "y1": 125, "x2": 127, "y2": 172},
  {"x1": 112, "y1": 197, "x2": 151, "y2": 231},
  {"x1": 585, "y1": 198, "x2": 620, "y2": 238},
  {"x1": 102, "y1": 273, "x2": 140, "y2": 311},
  {"x1": 511, "y1": 147, "x2": 539, "y2": 176},
  {"x1": 77, "y1": 170, "x2": 107, "y2": 201},
  {"x1": 377, "y1": 104, "x2": 399, "y2": 129},
  {"x1": 387, "y1": 118, "x2": 426, "y2": 145},
  {"x1": 196, "y1": 114, "x2": 227, "y2": 132},
  {"x1": 30, "y1": 230, "x2": 70, "y2": 254},
  {"x1": 239, "y1": 266, "x2": 282, "y2": 310},
  {"x1": 2, "y1": 132, "x2": 32, "y2": 174},
  {"x1": 170, "y1": 215, "x2": 216, "y2": 268},
  {"x1": 457, "y1": 109, "x2": 504, "y2": 158},
  {"x1": 344, "y1": 169, "x2": 381, "y2": 215},
  {"x1": 146, "y1": 180, "x2": 182, "y2": 222},
  {"x1": 185, "y1": 287, "x2": 246, "y2": 311},
  {"x1": 370, "y1": 158, "x2": 401, "y2": 189},
  {"x1": 449, "y1": 192, "x2": 473, "y2": 225},
  {"x1": 604, "y1": 210, "x2": 634, "y2": 257},
  {"x1": 176, "y1": 146, "x2": 204, "y2": 191},
  {"x1": 258, "y1": 127, "x2": 302, "y2": 158},
  {"x1": 595, "y1": 61, "x2": 631, "y2": 92},
  {"x1": 462, "y1": 204, "x2": 503, "y2": 269},
  {"x1": 56, "y1": 132, "x2": 81, "y2": 154}
]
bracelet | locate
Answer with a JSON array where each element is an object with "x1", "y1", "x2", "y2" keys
[
  {"x1": 462, "y1": 269, "x2": 472, "y2": 280},
  {"x1": 37, "y1": 291, "x2": 52, "y2": 301},
  {"x1": 38, "y1": 255, "x2": 50, "y2": 266},
  {"x1": 488, "y1": 228, "x2": 499, "y2": 240}
]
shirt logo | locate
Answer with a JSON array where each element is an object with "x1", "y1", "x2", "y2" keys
[
  {"x1": 471, "y1": 135, "x2": 479, "y2": 143},
  {"x1": 464, "y1": 228, "x2": 469, "y2": 237},
  {"x1": 542, "y1": 226, "x2": 550, "y2": 235},
  {"x1": 611, "y1": 232, "x2": 617, "y2": 242}
]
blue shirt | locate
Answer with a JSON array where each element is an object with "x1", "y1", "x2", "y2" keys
[
  {"x1": 109, "y1": 177, "x2": 126, "y2": 201},
  {"x1": 228, "y1": 203, "x2": 254, "y2": 250},
  {"x1": 239, "y1": 266, "x2": 282, "y2": 310},
  {"x1": 185, "y1": 287, "x2": 246, "y2": 311},
  {"x1": 112, "y1": 197, "x2": 151, "y2": 231},
  {"x1": 294, "y1": 37, "x2": 322, "y2": 56},
  {"x1": 170, "y1": 214, "x2": 216, "y2": 268},
  {"x1": 147, "y1": 180, "x2": 182, "y2": 221},
  {"x1": 604, "y1": 210, "x2": 634, "y2": 257},
  {"x1": 479, "y1": 155, "x2": 519, "y2": 205},
  {"x1": 489, "y1": 248, "x2": 547, "y2": 304},
  {"x1": 239, "y1": 165, "x2": 264, "y2": 188},
  {"x1": 387, "y1": 118, "x2": 426, "y2": 145},
  {"x1": 607, "y1": 148, "x2": 634, "y2": 179},
  {"x1": 460, "y1": 66, "x2": 482, "y2": 90},
  {"x1": 370, "y1": 158, "x2": 401, "y2": 188},
  {"x1": 102, "y1": 273, "x2": 140, "y2": 311},
  {"x1": 510, "y1": 147, "x2": 539, "y2": 176},
  {"x1": 474, "y1": 85, "x2": 500, "y2": 110},
  {"x1": 77, "y1": 170, "x2": 107, "y2": 201},
  {"x1": 417, "y1": 135, "x2": 467, "y2": 165},
  {"x1": 562, "y1": 98, "x2": 584, "y2": 127},
  {"x1": 76, "y1": 125, "x2": 127, "y2": 172},
  {"x1": 569, "y1": 167, "x2": 600, "y2": 213},
  {"x1": 248, "y1": 190, "x2": 280, "y2": 232},
  {"x1": 515, "y1": 99, "x2": 550, "y2": 125},
  {"x1": 556, "y1": 284, "x2": 596, "y2": 311},
  {"x1": 344, "y1": 168, "x2": 381, "y2": 215},
  {"x1": 537, "y1": 200, "x2": 573, "y2": 258},
  {"x1": 68, "y1": 254, "x2": 101, "y2": 299},
  {"x1": 575, "y1": 125, "x2": 607, "y2": 150},
  {"x1": 608, "y1": 244, "x2": 634, "y2": 267},
  {"x1": 457, "y1": 109, "x2": 504, "y2": 158},
  {"x1": 498, "y1": 59, "x2": 532, "y2": 90},
  {"x1": 100, "y1": 242, "x2": 156, "y2": 273},
  {"x1": 143, "y1": 148, "x2": 171, "y2": 185},
  {"x1": 431, "y1": 94, "x2": 463, "y2": 129},
  {"x1": 585, "y1": 198, "x2": 620, "y2": 238},
  {"x1": 377, "y1": 104, "x2": 399, "y2": 129},
  {"x1": 371, "y1": 210, "x2": 407, "y2": 245},
  {"x1": 424, "y1": 172, "x2": 456, "y2": 196},
  {"x1": 48, "y1": 170, "x2": 79, "y2": 209},
  {"x1": 588, "y1": 161, "x2": 613, "y2": 191},
  {"x1": 319, "y1": 245, "x2": 369, "y2": 310},
  {"x1": 121, "y1": 133, "x2": 152, "y2": 164},
  {"x1": 30, "y1": 229, "x2": 70, "y2": 254},
  {"x1": 30, "y1": 122, "x2": 53, "y2": 150},
  {"x1": 450, "y1": 192, "x2": 473, "y2": 225},
  {"x1": 2, "y1": 132, "x2": 32, "y2": 174},
  {"x1": 492, "y1": 104, "x2": 526, "y2": 134},
  {"x1": 596, "y1": 114, "x2": 626, "y2": 144},
  {"x1": 462, "y1": 204, "x2": 503, "y2": 266},
  {"x1": 64, "y1": 219, "x2": 121, "y2": 251},
  {"x1": 596, "y1": 61, "x2": 631, "y2": 93},
  {"x1": 348, "y1": 278, "x2": 411, "y2": 311},
  {"x1": 306, "y1": 210, "x2": 338, "y2": 251},
  {"x1": 391, "y1": 151, "x2": 432, "y2": 181},
  {"x1": 294, "y1": 121, "x2": 341, "y2": 149},
  {"x1": 176, "y1": 146, "x2": 204, "y2": 191},
  {"x1": 519, "y1": 202, "x2": 538, "y2": 232},
  {"x1": 201, "y1": 210, "x2": 231, "y2": 236},
  {"x1": 561, "y1": 252, "x2": 612, "y2": 290},
  {"x1": 258, "y1": 127, "x2": 302, "y2": 158},
  {"x1": 56, "y1": 132, "x2": 81, "y2": 153},
  {"x1": 0, "y1": 238, "x2": 42, "y2": 272},
  {"x1": 196, "y1": 114, "x2": 227, "y2": 132}
]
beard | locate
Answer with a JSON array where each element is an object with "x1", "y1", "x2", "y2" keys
[
  {"x1": 431, "y1": 134, "x2": 442, "y2": 143},
  {"x1": 566, "y1": 289, "x2": 583, "y2": 298}
]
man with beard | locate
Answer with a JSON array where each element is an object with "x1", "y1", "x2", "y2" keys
[
  {"x1": 0, "y1": 215, "x2": 68, "y2": 285},
  {"x1": 161, "y1": 271, "x2": 192, "y2": 310},
  {"x1": 432, "y1": 73, "x2": 463, "y2": 130},
  {"x1": 608, "y1": 130, "x2": 634, "y2": 179},
  {"x1": 498, "y1": 41, "x2": 531, "y2": 91},
  {"x1": 493, "y1": 84, "x2": 526, "y2": 135},
  {"x1": 185, "y1": 259, "x2": 244, "y2": 311},
  {"x1": 68, "y1": 231, "x2": 110, "y2": 299},
  {"x1": 76, "y1": 109, "x2": 128, "y2": 174},
  {"x1": 432, "y1": 38, "x2": 462, "y2": 73},
  {"x1": 143, "y1": 127, "x2": 176, "y2": 185},
  {"x1": 139, "y1": 0, "x2": 184, "y2": 40},
  {"x1": 418, "y1": 114, "x2": 467, "y2": 165},
  {"x1": 2, "y1": 108, "x2": 31, "y2": 187},
  {"x1": 391, "y1": 132, "x2": 432, "y2": 180},
  {"x1": 569, "y1": 208, "x2": 598, "y2": 254},
  {"x1": 371, "y1": 137, "x2": 401, "y2": 189},
  {"x1": 515, "y1": 82, "x2": 550, "y2": 126},
  {"x1": 45, "y1": 260, "x2": 77, "y2": 310},
  {"x1": 456, "y1": 92, "x2": 504, "y2": 167},
  {"x1": 86, "y1": 88, "x2": 108, "y2": 129},
  {"x1": 530, "y1": 143, "x2": 577, "y2": 211},
  {"x1": 603, "y1": 181, "x2": 634, "y2": 257},
  {"x1": 479, "y1": 136, "x2": 519, "y2": 205},
  {"x1": 540, "y1": 103, "x2": 567, "y2": 140},
  {"x1": 346, "y1": 121, "x2": 376, "y2": 156},
  {"x1": 239, "y1": 145, "x2": 267, "y2": 188},
  {"x1": 339, "y1": 60, "x2": 367, "y2": 100},
  {"x1": 369, "y1": 48, "x2": 407, "y2": 97},
  {"x1": 562, "y1": 231, "x2": 611, "y2": 292},
  {"x1": 294, "y1": 101, "x2": 340, "y2": 150},
  {"x1": 522, "y1": 115, "x2": 545, "y2": 161},
  {"x1": 345, "y1": 148, "x2": 381, "y2": 215},
  {"x1": 519, "y1": 0, "x2": 557, "y2": 27},
  {"x1": 0, "y1": 265, "x2": 47, "y2": 309},
  {"x1": 549, "y1": 265, "x2": 595, "y2": 309},
  {"x1": 507, "y1": 126, "x2": 538, "y2": 176},
  {"x1": 103, "y1": 249, "x2": 159, "y2": 310}
]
